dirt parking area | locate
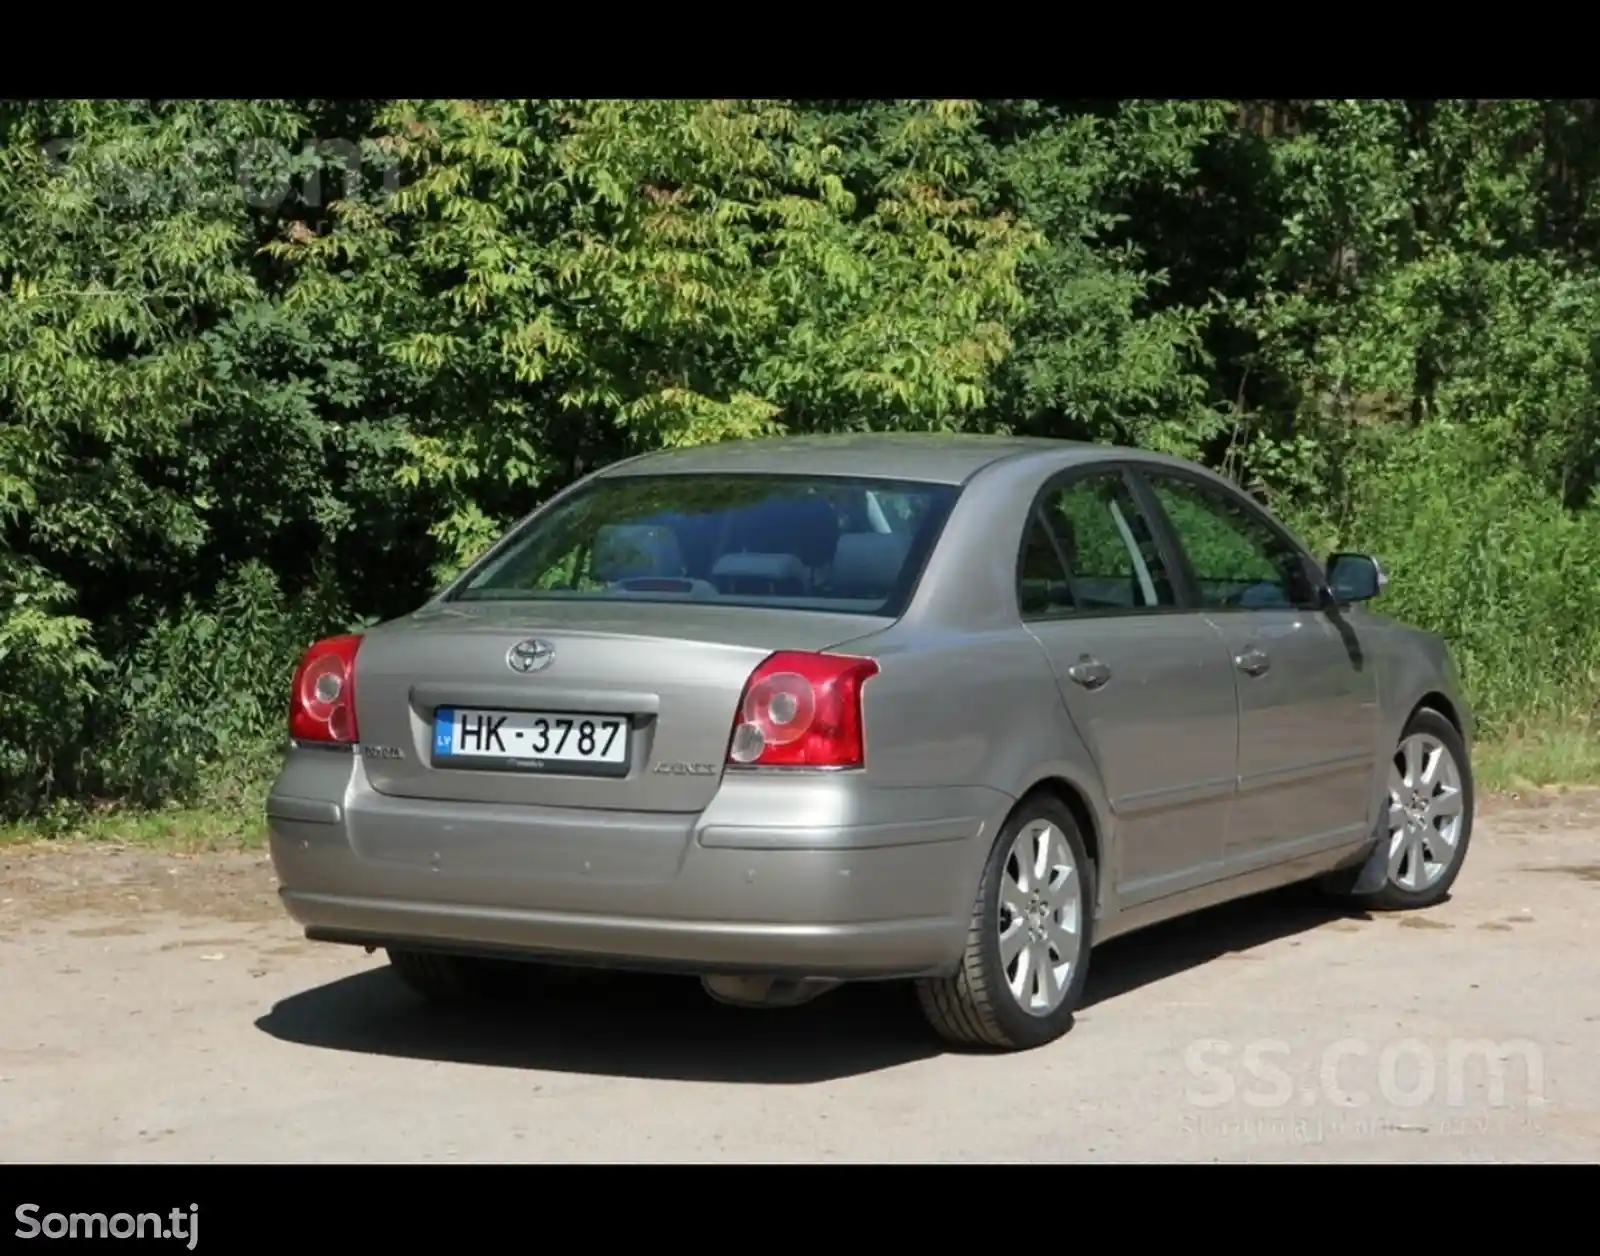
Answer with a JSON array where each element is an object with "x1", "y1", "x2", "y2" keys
[{"x1": 2, "y1": 794, "x2": 1598, "y2": 1163}]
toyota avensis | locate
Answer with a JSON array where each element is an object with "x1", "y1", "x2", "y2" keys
[{"x1": 266, "y1": 434, "x2": 1474, "y2": 1051}]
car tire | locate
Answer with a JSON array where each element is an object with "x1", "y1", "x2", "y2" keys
[
  {"x1": 1337, "y1": 707, "x2": 1475, "y2": 913},
  {"x1": 386, "y1": 948, "x2": 523, "y2": 1001},
  {"x1": 915, "y1": 794, "x2": 1095, "y2": 1051}
]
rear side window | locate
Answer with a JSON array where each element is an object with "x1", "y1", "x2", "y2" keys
[{"x1": 451, "y1": 474, "x2": 960, "y2": 617}]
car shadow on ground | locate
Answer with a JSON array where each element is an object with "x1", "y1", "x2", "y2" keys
[
  {"x1": 254, "y1": 883, "x2": 1368, "y2": 1084},
  {"x1": 1081, "y1": 881, "x2": 1372, "y2": 1010}
]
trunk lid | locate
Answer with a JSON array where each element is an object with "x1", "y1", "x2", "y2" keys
[{"x1": 353, "y1": 600, "x2": 887, "y2": 812}]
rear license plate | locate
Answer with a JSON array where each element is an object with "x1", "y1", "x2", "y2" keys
[{"x1": 430, "y1": 707, "x2": 630, "y2": 776}]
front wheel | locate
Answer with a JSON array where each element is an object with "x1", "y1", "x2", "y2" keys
[
  {"x1": 1343, "y1": 707, "x2": 1474, "y2": 912},
  {"x1": 915, "y1": 795, "x2": 1095, "y2": 1051}
]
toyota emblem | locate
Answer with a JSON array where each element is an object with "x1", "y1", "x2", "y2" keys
[{"x1": 506, "y1": 638, "x2": 554, "y2": 674}]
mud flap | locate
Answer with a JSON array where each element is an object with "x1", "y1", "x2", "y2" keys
[
  {"x1": 1318, "y1": 829, "x2": 1390, "y2": 899},
  {"x1": 1349, "y1": 832, "x2": 1391, "y2": 895}
]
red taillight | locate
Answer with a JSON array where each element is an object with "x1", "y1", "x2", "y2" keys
[
  {"x1": 726, "y1": 651, "x2": 879, "y2": 769},
  {"x1": 289, "y1": 634, "x2": 362, "y2": 745}
]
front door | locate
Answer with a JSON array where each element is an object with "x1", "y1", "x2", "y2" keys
[
  {"x1": 1020, "y1": 468, "x2": 1240, "y2": 907},
  {"x1": 1138, "y1": 470, "x2": 1378, "y2": 871}
]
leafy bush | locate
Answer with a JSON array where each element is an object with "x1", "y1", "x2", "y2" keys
[
  {"x1": 87, "y1": 562, "x2": 348, "y2": 808},
  {"x1": 1297, "y1": 428, "x2": 1600, "y2": 736},
  {"x1": 6, "y1": 98, "x2": 1600, "y2": 826}
]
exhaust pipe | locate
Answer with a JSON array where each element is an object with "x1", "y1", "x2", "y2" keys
[{"x1": 701, "y1": 974, "x2": 841, "y2": 1009}]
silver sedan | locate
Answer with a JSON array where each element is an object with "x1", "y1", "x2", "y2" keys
[{"x1": 266, "y1": 435, "x2": 1474, "y2": 1052}]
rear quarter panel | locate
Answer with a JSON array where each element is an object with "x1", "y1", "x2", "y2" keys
[{"x1": 855, "y1": 623, "x2": 1095, "y2": 809}]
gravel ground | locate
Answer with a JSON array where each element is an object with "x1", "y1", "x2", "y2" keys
[{"x1": 2, "y1": 791, "x2": 1597, "y2": 1162}]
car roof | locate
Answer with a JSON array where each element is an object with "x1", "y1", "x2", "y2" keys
[{"x1": 595, "y1": 432, "x2": 1147, "y2": 486}]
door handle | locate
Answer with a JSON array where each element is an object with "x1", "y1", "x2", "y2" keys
[
  {"x1": 1067, "y1": 656, "x2": 1112, "y2": 690},
  {"x1": 1234, "y1": 646, "x2": 1271, "y2": 677}
]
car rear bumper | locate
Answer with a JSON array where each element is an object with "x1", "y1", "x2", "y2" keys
[
  {"x1": 266, "y1": 752, "x2": 1001, "y2": 980},
  {"x1": 280, "y1": 892, "x2": 964, "y2": 979}
]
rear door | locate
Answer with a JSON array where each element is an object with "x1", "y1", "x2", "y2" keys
[
  {"x1": 1135, "y1": 468, "x2": 1378, "y2": 870},
  {"x1": 1020, "y1": 467, "x2": 1239, "y2": 906}
]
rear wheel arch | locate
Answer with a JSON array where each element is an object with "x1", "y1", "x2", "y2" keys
[
  {"x1": 970, "y1": 769, "x2": 1108, "y2": 929},
  {"x1": 1019, "y1": 777, "x2": 1101, "y2": 880}
]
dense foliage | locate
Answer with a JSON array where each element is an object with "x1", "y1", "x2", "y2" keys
[{"x1": 3, "y1": 98, "x2": 1598, "y2": 819}]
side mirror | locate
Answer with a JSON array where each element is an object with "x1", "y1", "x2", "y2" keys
[{"x1": 1325, "y1": 552, "x2": 1387, "y2": 604}]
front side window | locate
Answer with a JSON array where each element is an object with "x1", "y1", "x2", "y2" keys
[
  {"x1": 451, "y1": 473, "x2": 960, "y2": 617},
  {"x1": 1143, "y1": 473, "x2": 1319, "y2": 610}
]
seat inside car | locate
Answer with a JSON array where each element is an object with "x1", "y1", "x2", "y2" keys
[
  {"x1": 713, "y1": 496, "x2": 840, "y2": 596},
  {"x1": 728, "y1": 496, "x2": 838, "y2": 564},
  {"x1": 830, "y1": 531, "x2": 909, "y2": 600}
]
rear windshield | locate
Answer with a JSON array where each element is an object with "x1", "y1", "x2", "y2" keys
[{"x1": 449, "y1": 473, "x2": 961, "y2": 616}]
